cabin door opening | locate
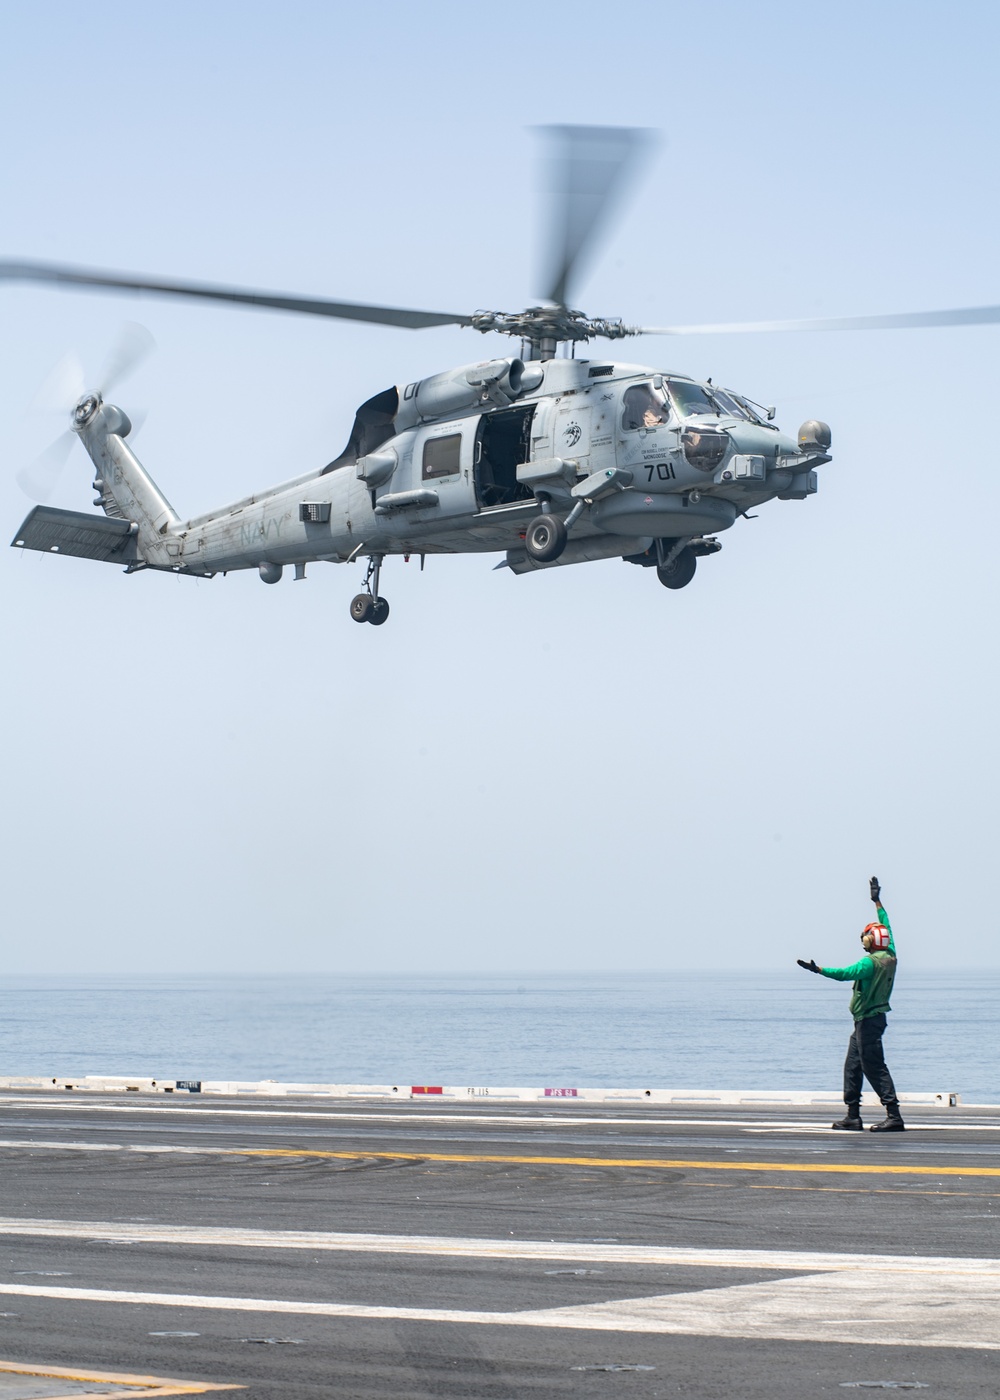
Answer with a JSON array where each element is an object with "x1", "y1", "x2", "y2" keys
[{"x1": 474, "y1": 406, "x2": 535, "y2": 508}]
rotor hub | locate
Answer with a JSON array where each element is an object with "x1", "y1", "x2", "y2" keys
[
  {"x1": 470, "y1": 306, "x2": 637, "y2": 345},
  {"x1": 74, "y1": 393, "x2": 101, "y2": 427}
]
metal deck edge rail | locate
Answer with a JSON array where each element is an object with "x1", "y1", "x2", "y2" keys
[{"x1": 0, "y1": 1077, "x2": 972, "y2": 1107}]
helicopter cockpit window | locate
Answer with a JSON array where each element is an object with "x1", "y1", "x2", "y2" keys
[
  {"x1": 422, "y1": 433, "x2": 462, "y2": 479},
  {"x1": 622, "y1": 384, "x2": 670, "y2": 430},
  {"x1": 713, "y1": 388, "x2": 753, "y2": 420},
  {"x1": 664, "y1": 379, "x2": 719, "y2": 418}
]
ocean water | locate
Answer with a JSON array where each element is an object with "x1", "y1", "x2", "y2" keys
[{"x1": 0, "y1": 970, "x2": 995, "y2": 1101}]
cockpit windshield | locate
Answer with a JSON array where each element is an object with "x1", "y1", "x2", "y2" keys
[
  {"x1": 664, "y1": 378, "x2": 754, "y2": 421},
  {"x1": 664, "y1": 379, "x2": 718, "y2": 418},
  {"x1": 624, "y1": 378, "x2": 758, "y2": 428},
  {"x1": 712, "y1": 388, "x2": 753, "y2": 420}
]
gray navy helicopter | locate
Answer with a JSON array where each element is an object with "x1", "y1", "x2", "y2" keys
[{"x1": 6, "y1": 127, "x2": 1000, "y2": 625}]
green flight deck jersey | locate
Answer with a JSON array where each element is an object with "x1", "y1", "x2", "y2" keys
[{"x1": 819, "y1": 906, "x2": 897, "y2": 1020}]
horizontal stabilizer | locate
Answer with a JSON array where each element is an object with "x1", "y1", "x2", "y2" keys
[{"x1": 11, "y1": 506, "x2": 138, "y2": 564}]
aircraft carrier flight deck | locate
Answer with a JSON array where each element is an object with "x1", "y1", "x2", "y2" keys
[{"x1": 0, "y1": 1089, "x2": 996, "y2": 1399}]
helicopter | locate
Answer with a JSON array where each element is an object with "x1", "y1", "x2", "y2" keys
[{"x1": 6, "y1": 127, "x2": 1000, "y2": 626}]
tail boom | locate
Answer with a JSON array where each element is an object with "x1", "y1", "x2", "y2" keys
[{"x1": 75, "y1": 395, "x2": 180, "y2": 566}]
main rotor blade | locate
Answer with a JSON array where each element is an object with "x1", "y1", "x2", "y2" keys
[
  {"x1": 637, "y1": 305, "x2": 1000, "y2": 335},
  {"x1": 540, "y1": 125, "x2": 653, "y2": 308},
  {"x1": 0, "y1": 261, "x2": 475, "y2": 331}
]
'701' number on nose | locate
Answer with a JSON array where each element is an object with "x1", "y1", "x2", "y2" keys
[{"x1": 645, "y1": 462, "x2": 677, "y2": 482}]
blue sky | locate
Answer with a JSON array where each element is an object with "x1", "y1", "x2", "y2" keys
[{"x1": 2, "y1": 0, "x2": 998, "y2": 972}]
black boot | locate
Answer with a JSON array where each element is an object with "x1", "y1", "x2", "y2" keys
[
  {"x1": 870, "y1": 1107, "x2": 905, "y2": 1132},
  {"x1": 832, "y1": 1111, "x2": 863, "y2": 1130}
]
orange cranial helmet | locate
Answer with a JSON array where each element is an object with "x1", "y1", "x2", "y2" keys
[{"x1": 861, "y1": 922, "x2": 891, "y2": 952}]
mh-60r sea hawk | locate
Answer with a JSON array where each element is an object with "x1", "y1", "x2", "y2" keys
[{"x1": 7, "y1": 127, "x2": 998, "y2": 626}]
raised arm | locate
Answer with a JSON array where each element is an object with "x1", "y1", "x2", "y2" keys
[
  {"x1": 871, "y1": 875, "x2": 895, "y2": 954},
  {"x1": 796, "y1": 876, "x2": 893, "y2": 975}
]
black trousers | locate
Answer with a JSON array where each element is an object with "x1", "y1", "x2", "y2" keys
[{"x1": 843, "y1": 1013, "x2": 899, "y2": 1112}]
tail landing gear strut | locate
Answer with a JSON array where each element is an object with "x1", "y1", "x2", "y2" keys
[{"x1": 350, "y1": 553, "x2": 390, "y2": 625}]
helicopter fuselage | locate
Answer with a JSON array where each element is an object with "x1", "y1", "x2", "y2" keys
[
  {"x1": 117, "y1": 358, "x2": 818, "y2": 564},
  {"x1": 12, "y1": 354, "x2": 830, "y2": 617}
]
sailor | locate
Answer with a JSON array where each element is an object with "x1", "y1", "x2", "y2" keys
[{"x1": 797, "y1": 877, "x2": 904, "y2": 1132}]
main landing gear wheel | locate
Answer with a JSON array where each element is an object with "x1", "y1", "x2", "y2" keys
[
  {"x1": 524, "y1": 514, "x2": 568, "y2": 563},
  {"x1": 657, "y1": 547, "x2": 697, "y2": 590},
  {"x1": 352, "y1": 553, "x2": 389, "y2": 626},
  {"x1": 369, "y1": 597, "x2": 390, "y2": 626}
]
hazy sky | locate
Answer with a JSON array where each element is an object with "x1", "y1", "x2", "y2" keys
[{"x1": 2, "y1": 1, "x2": 997, "y2": 974}]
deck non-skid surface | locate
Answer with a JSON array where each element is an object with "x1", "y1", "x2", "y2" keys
[{"x1": 0, "y1": 1093, "x2": 996, "y2": 1397}]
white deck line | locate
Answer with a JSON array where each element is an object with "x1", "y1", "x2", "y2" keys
[
  {"x1": 0, "y1": 1220, "x2": 997, "y2": 1273},
  {"x1": 0, "y1": 1077, "x2": 970, "y2": 1107},
  {"x1": 0, "y1": 1271, "x2": 997, "y2": 1349}
]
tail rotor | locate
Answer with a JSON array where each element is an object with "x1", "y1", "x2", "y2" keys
[
  {"x1": 16, "y1": 323, "x2": 155, "y2": 502},
  {"x1": 95, "y1": 320, "x2": 155, "y2": 400}
]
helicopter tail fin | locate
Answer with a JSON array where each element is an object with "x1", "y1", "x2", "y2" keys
[{"x1": 74, "y1": 397, "x2": 180, "y2": 565}]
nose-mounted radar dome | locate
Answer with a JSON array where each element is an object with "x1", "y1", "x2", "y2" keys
[{"x1": 798, "y1": 419, "x2": 832, "y2": 453}]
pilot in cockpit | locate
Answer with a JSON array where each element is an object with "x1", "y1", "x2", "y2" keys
[{"x1": 623, "y1": 383, "x2": 669, "y2": 430}]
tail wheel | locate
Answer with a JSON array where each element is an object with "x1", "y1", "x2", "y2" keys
[
  {"x1": 524, "y1": 514, "x2": 568, "y2": 563},
  {"x1": 656, "y1": 547, "x2": 697, "y2": 590}
]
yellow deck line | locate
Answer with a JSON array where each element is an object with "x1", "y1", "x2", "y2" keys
[
  {"x1": 0, "y1": 1357, "x2": 241, "y2": 1394},
  {"x1": 29, "y1": 1391, "x2": 226, "y2": 1400},
  {"x1": 226, "y1": 1146, "x2": 1000, "y2": 1177},
  {"x1": 6, "y1": 1136, "x2": 999, "y2": 1178}
]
